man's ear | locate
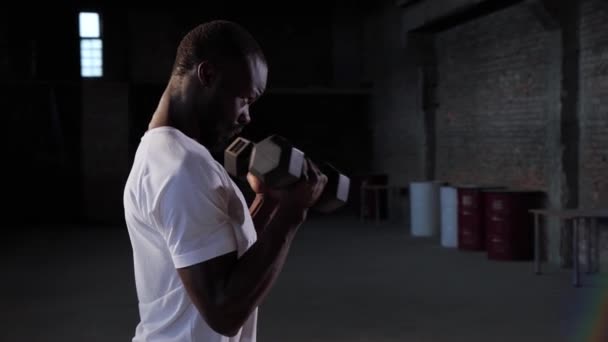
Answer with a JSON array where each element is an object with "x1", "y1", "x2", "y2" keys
[{"x1": 196, "y1": 61, "x2": 216, "y2": 87}]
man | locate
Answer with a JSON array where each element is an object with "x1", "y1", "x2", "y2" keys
[{"x1": 123, "y1": 20, "x2": 327, "y2": 342}]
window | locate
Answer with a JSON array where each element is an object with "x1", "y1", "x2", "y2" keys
[{"x1": 79, "y1": 12, "x2": 103, "y2": 77}]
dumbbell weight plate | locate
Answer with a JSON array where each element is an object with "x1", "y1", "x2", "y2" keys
[
  {"x1": 314, "y1": 162, "x2": 350, "y2": 213},
  {"x1": 249, "y1": 135, "x2": 305, "y2": 188},
  {"x1": 224, "y1": 137, "x2": 254, "y2": 179}
]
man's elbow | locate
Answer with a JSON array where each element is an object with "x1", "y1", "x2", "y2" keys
[
  {"x1": 206, "y1": 310, "x2": 246, "y2": 337},
  {"x1": 211, "y1": 321, "x2": 240, "y2": 338}
]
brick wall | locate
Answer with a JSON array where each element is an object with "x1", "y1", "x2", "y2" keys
[
  {"x1": 435, "y1": 4, "x2": 552, "y2": 190},
  {"x1": 580, "y1": 0, "x2": 608, "y2": 208},
  {"x1": 580, "y1": 0, "x2": 608, "y2": 264}
]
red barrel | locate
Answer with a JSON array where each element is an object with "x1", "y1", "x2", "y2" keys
[
  {"x1": 457, "y1": 186, "x2": 504, "y2": 251},
  {"x1": 482, "y1": 190, "x2": 544, "y2": 261},
  {"x1": 457, "y1": 187, "x2": 485, "y2": 251}
]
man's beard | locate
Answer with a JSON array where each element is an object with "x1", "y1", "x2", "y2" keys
[
  {"x1": 196, "y1": 101, "x2": 240, "y2": 160},
  {"x1": 198, "y1": 118, "x2": 225, "y2": 157}
]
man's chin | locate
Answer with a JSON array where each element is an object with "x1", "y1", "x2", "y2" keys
[
  {"x1": 207, "y1": 143, "x2": 226, "y2": 162},
  {"x1": 209, "y1": 136, "x2": 233, "y2": 156},
  {"x1": 204, "y1": 130, "x2": 240, "y2": 155},
  {"x1": 223, "y1": 131, "x2": 242, "y2": 145},
  {"x1": 227, "y1": 129, "x2": 242, "y2": 140}
]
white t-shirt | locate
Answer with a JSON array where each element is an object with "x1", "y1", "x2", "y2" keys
[{"x1": 123, "y1": 126, "x2": 258, "y2": 342}]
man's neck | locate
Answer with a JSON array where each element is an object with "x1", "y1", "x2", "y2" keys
[
  {"x1": 149, "y1": 81, "x2": 200, "y2": 141},
  {"x1": 148, "y1": 80, "x2": 223, "y2": 160}
]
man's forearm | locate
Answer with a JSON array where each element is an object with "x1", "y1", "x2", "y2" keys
[
  {"x1": 220, "y1": 200, "x2": 306, "y2": 332},
  {"x1": 249, "y1": 194, "x2": 280, "y2": 234}
]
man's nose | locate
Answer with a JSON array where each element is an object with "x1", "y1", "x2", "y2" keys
[{"x1": 237, "y1": 108, "x2": 251, "y2": 125}]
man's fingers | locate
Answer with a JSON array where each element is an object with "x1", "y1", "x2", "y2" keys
[
  {"x1": 307, "y1": 159, "x2": 319, "y2": 184},
  {"x1": 321, "y1": 174, "x2": 328, "y2": 188},
  {"x1": 300, "y1": 158, "x2": 309, "y2": 181},
  {"x1": 308, "y1": 159, "x2": 321, "y2": 176},
  {"x1": 308, "y1": 159, "x2": 326, "y2": 181},
  {"x1": 315, "y1": 174, "x2": 328, "y2": 199}
]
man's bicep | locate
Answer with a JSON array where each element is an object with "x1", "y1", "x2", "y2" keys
[{"x1": 177, "y1": 251, "x2": 239, "y2": 331}]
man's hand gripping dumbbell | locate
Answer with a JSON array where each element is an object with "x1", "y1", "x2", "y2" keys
[{"x1": 224, "y1": 135, "x2": 350, "y2": 213}]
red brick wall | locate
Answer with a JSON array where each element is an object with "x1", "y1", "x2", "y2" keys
[{"x1": 435, "y1": 3, "x2": 552, "y2": 190}]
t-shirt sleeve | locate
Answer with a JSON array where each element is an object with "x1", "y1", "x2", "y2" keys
[{"x1": 154, "y1": 157, "x2": 238, "y2": 269}]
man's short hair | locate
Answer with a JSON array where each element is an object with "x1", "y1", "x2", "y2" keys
[{"x1": 171, "y1": 20, "x2": 266, "y2": 76}]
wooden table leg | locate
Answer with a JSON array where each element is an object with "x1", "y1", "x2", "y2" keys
[
  {"x1": 585, "y1": 218, "x2": 593, "y2": 274},
  {"x1": 535, "y1": 213, "x2": 542, "y2": 275},
  {"x1": 375, "y1": 189, "x2": 380, "y2": 225},
  {"x1": 573, "y1": 218, "x2": 581, "y2": 287},
  {"x1": 360, "y1": 186, "x2": 365, "y2": 223},
  {"x1": 592, "y1": 218, "x2": 600, "y2": 274}
]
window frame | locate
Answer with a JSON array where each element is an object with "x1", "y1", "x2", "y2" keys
[{"x1": 78, "y1": 11, "x2": 103, "y2": 78}]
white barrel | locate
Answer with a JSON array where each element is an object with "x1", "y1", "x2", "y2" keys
[
  {"x1": 440, "y1": 186, "x2": 458, "y2": 248},
  {"x1": 409, "y1": 181, "x2": 440, "y2": 237}
]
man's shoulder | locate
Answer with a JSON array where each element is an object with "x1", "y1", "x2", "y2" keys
[
  {"x1": 141, "y1": 127, "x2": 219, "y2": 171},
  {"x1": 129, "y1": 127, "x2": 228, "y2": 196}
]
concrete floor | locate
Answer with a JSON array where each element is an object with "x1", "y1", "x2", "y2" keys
[{"x1": 2, "y1": 216, "x2": 606, "y2": 342}]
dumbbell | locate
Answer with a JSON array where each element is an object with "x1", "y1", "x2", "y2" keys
[
  {"x1": 224, "y1": 135, "x2": 350, "y2": 213},
  {"x1": 224, "y1": 136, "x2": 256, "y2": 180}
]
